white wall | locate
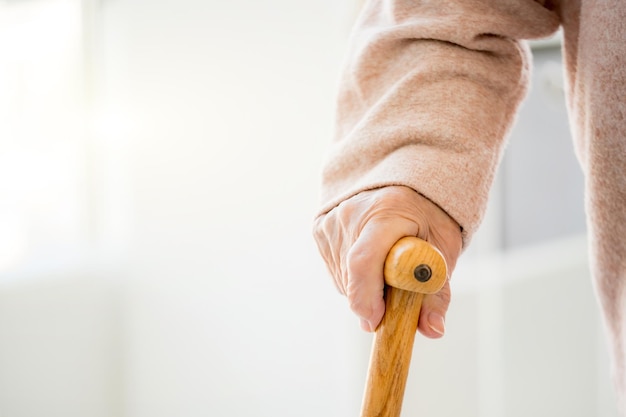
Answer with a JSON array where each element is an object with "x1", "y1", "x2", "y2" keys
[
  {"x1": 98, "y1": 1, "x2": 365, "y2": 416},
  {"x1": 412, "y1": 236, "x2": 619, "y2": 417}
]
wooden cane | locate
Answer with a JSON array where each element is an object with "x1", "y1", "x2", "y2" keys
[{"x1": 360, "y1": 237, "x2": 448, "y2": 417}]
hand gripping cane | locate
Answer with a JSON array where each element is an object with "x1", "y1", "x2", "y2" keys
[{"x1": 360, "y1": 237, "x2": 448, "y2": 417}]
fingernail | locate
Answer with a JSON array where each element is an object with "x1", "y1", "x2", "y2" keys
[
  {"x1": 360, "y1": 319, "x2": 374, "y2": 333},
  {"x1": 428, "y1": 312, "x2": 446, "y2": 336}
]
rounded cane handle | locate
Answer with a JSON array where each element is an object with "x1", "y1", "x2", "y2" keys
[{"x1": 383, "y1": 236, "x2": 447, "y2": 294}]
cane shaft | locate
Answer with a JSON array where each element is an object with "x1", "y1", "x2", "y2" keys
[
  {"x1": 359, "y1": 237, "x2": 447, "y2": 417},
  {"x1": 360, "y1": 287, "x2": 423, "y2": 417}
]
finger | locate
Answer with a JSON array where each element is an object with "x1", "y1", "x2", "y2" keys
[
  {"x1": 312, "y1": 216, "x2": 346, "y2": 294},
  {"x1": 316, "y1": 234, "x2": 346, "y2": 295},
  {"x1": 345, "y1": 219, "x2": 418, "y2": 332}
]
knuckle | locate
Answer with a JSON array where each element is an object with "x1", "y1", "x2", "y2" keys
[
  {"x1": 432, "y1": 283, "x2": 451, "y2": 307},
  {"x1": 345, "y1": 245, "x2": 371, "y2": 275},
  {"x1": 332, "y1": 270, "x2": 346, "y2": 295},
  {"x1": 437, "y1": 288, "x2": 451, "y2": 306}
]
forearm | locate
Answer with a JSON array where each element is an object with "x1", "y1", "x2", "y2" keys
[{"x1": 319, "y1": 0, "x2": 559, "y2": 245}]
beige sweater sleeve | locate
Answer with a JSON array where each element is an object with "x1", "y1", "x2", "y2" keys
[{"x1": 319, "y1": 0, "x2": 559, "y2": 245}]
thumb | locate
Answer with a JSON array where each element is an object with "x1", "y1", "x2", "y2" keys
[
  {"x1": 415, "y1": 212, "x2": 462, "y2": 339},
  {"x1": 346, "y1": 219, "x2": 419, "y2": 332},
  {"x1": 417, "y1": 280, "x2": 451, "y2": 339}
]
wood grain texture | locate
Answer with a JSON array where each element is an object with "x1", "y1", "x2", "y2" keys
[{"x1": 360, "y1": 237, "x2": 448, "y2": 417}]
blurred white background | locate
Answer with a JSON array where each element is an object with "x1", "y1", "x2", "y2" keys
[{"x1": 0, "y1": 0, "x2": 619, "y2": 416}]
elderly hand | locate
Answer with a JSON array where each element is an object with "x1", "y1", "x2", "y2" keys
[{"x1": 313, "y1": 186, "x2": 463, "y2": 337}]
